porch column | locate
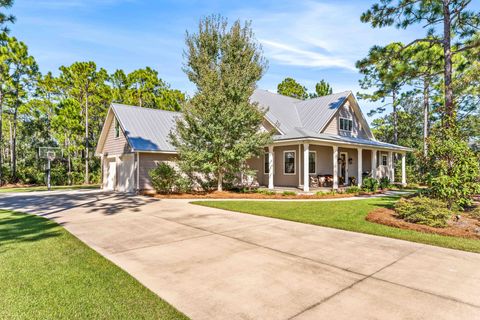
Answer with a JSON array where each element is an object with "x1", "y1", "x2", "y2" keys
[
  {"x1": 401, "y1": 153, "x2": 406, "y2": 186},
  {"x1": 371, "y1": 150, "x2": 377, "y2": 179},
  {"x1": 268, "y1": 145, "x2": 274, "y2": 189},
  {"x1": 357, "y1": 148, "x2": 363, "y2": 187},
  {"x1": 388, "y1": 151, "x2": 394, "y2": 182},
  {"x1": 332, "y1": 145, "x2": 338, "y2": 189},
  {"x1": 303, "y1": 143, "x2": 309, "y2": 192}
]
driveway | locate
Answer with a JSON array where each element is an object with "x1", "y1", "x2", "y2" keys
[{"x1": 1, "y1": 190, "x2": 479, "y2": 319}]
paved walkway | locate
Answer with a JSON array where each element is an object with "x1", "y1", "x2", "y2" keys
[{"x1": 1, "y1": 190, "x2": 479, "y2": 319}]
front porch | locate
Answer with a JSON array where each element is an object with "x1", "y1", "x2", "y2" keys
[{"x1": 250, "y1": 141, "x2": 407, "y2": 192}]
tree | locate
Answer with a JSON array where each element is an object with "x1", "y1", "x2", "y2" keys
[
  {"x1": 277, "y1": 77, "x2": 308, "y2": 99},
  {"x1": 310, "y1": 79, "x2": 333, "y2": 98},
  {"x1": 172, "y1": 15, "x2": 271, "y2": 191},
  {"x1": 361, "y1": 0, "x2": 480, "y2": 128},
  {"x1": 109, "y1": 69, "x2": 128, "y2": 103},
  {"x1": 59, "y1": 62, "x2": 109, "y2": 184},
  {"x1": 356, "y1": 42, "x2": 409, "y2": 144},
  {"x1": 6, "y1": 36, "x2": 38, "y2": 180},
  {"x1": 0, "y1": 0, "x2": 15, "y2": 33}
]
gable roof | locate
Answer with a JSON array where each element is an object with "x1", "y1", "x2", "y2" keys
[
  {"x1": 112, "y1": 103, "x2": 180, "y2": 153},
  {"x1": 96, "y1": 89, "x2": 410, "y2": 155}
]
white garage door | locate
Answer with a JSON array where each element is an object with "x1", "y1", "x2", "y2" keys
[
  {"x1": 105, "y1": 158, "x2": 116, "y2": 191},
  {"x1": 117, "y1": 154, "x2": 135, "y2": 192}
]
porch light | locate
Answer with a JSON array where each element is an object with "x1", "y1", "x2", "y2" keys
[{"x1": 348, "y1": 158, "x2": 353, "y2": 164}]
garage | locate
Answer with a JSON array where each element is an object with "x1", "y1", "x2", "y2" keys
[
  {"x1": 117, "y1": 154, "x2": 135, "y2": 192},
  {"x1": 105, "y1": 157, "x2": 116, "y2": 191}
]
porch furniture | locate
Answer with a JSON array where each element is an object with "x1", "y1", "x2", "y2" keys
[
  {"x1": 349, "y1": 177, "x2": 356, "y2": 186},
  {"x1": 317, "y1": 174, "x2": 333, "y2": 187}
]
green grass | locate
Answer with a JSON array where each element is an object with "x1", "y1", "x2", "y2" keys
[
  {"x1": 0, "y1": 184, "x2": 100, "y2": 193},
  {"x1": 194, "y1": 196, "x2": 480, "y2": 253},
  {"x1": 0, "y1": 210, "x2": 188, "y2": 320}
]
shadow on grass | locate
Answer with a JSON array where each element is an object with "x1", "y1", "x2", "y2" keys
[{"x1": 0, "y1": 211, "x2": 61, "y2": 247}]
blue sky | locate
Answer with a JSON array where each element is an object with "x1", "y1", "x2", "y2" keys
[{"x1": 10, "y1": 0, "x2": 458, "y2": 120}]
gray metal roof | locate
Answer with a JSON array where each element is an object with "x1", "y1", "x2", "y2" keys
[{"x1": 112, "y1": 103, "x2": 181, "y2": 152}]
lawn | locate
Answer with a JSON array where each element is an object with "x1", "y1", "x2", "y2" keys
[
  {"x1": 194, "y1": 196, "x2": 480, "y2": 253},
  {"x1": 0, "y1": 184, "x2": 100, "y2": 193},
  {"x1": 0, "y1": 210, "x2": 188, "y2": 320}
]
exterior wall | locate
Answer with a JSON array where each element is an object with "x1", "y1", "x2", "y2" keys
[
  {"x1": 102, "y1": 115, "x2": 131, "y2": 156},
  {"x1": 322, "y1": 101, "x2": 368, "y2": 139},
  {"x1": 138, "y1": 153, "x2": 178, "y2": 190},
  {"x1": 271, "y1": 145, "x2": 300, "y2": 187}
]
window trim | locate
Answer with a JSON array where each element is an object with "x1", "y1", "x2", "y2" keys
[
  {"x1": 339, "y1": 117, "x2": 353, "y2": 132},
  {"x1": 114, "y1": 118, "x2": 120, "y2": 139},
  {"x1": 263, "y1": 152, "x2": 274, "y2": 175},
  {"x1": 381, "y1": 154, "x2": 388, "y2": 166},
  {"x1": 283, "y1": 150, "x2": 296, "y2": 175},
  {"x1": 308, "y1": 150, "x2": 316, "y2": 175}
]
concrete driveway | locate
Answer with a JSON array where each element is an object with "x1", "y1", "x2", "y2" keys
[{"x1": 1, "y1": 190, "x2": 479, "y2": 319}]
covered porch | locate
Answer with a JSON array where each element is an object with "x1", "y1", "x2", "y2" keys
[{"x1": 250, "y1": 139, "x2": 409, "y2": 192}]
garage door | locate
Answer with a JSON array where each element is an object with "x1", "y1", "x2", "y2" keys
[
  {"x1": 117, "y1": 154, "x2": 135, "y2": 192},
  {"x1": 105, "y1": 158, "x2": 116, "y2": 191}
]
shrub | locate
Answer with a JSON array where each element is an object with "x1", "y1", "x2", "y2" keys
[
  {"x1": 282, "y1": 191, "x2": 296, "y2": 196},
  {"x1": 149, "y1": 162, "x2": 179, "y2": 194},
  {"x1": 345, "y1": 186, "x2": 361, "y2": 194},
  {"x1": 256, "y1": 189, "x2": 276, "y2": 196},
  {"x1": 379, "y1": 177, "x2": 391, "y2": 190},
  {"x1": 362, "y1": 177, "x2": 379, "y2": 192},
  {"x1": 395, "y1": 196, "x2": 451, "y2": 228},
  {"x1": 468, "y1": 206, "x2": 480, "y2": 221},
  {"x1": 425, "y1": 127, "x2": 480, "y2": 209}
]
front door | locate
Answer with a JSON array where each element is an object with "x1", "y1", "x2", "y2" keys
[{"x1": 339, "y1": 152, "x2": 348, "y2": 185}]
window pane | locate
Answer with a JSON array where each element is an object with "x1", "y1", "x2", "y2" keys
[
  {"x1": 264, "y1": 153, "x2": 269, "y2": 174},
  {"x1": 309, "y1": 152, "x2": 315, "y2": 174},
  {"x1": 284, "y1": 152, "x2": 295, "y2": 174},
  {"x1": 348, "y1": 120, "x2": 353, "y2": 131}
]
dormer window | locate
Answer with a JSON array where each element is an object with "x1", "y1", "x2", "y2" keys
[{"x1": 339, "y1": 118, "x2": 353, "y2": 132}]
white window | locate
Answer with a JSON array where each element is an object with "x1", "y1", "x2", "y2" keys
[
  {"x1": 381, "y1": 154, "x2": 388, "y2": 166},
  {"x1": 339, "y1": 118, "x2": 353, "y2": 132},
  {"x1": 283, "y1": 150, "x2": 296, "y2": 175},
  {"x1": 309, "y1": 151, "x2": 316, "y2": 174},
  {"x1": 114, "y1": 118, "x2": 120, "y2": 138},
  {"x1": 264, "y1": 153, "x2": 270, "y2": 174}
]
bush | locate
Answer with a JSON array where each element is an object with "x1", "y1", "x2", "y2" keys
[
  {"x1": 345, "y1": 186, "x2": 361, "y2": 194},
  {"x1": 256, "y1": 189, "x2": 276, "y2": 196},
  {"x1": 425, "y1": 127, "x2": 480, "y2": 209},
  {"x1": 395, "y1": 196, "x2": 451, "y2": 228},
  {"x1": 379, "y1": 177, "x2": 391, "y2": 190},
  {"x1": 282, "y1": 191, "x2": 296, "y2": 196},
  {"x1": 362, "y1": 177, "x2": 379, "y2": 192},
  {"x1": 468, "y1": 206, "x2": 480, "y2": 221},
  {"x1": 149, "y1": 162, "x2": 179, "y2": 194}
]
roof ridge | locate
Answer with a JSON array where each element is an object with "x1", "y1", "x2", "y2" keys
[{"x1": 111, "y1": 103, "x2": 181, "y2": 115}]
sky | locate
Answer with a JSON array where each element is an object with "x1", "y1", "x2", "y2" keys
[{"x1": 9, "y1": 0, "x2": 461, "y2": 120}]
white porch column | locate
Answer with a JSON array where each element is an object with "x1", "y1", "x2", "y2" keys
[
  {"x1": 303, "y1": 143, "x2": 309, "y2": 192},
  {"x1": 298, "y1": 144, "x2": 302, "y2": 188},
  {"x1": 401, "y1": 153, "x2": 406, "y2": 186},
  {"x1": 357, "y1": 148, "x2": 363, "y2": 187},
  {"x1": 371, "y1": 150, "x2": 377, "y2": 179},
  {"x1": 268, "y1": 145, "x2": 274, "y2": 189},
  {"x1": 333, "y1": 146, "x2": 338, "y2": 189},
  {"x1": 388, "y1": 151, "x2": 394, "y2": 182}
]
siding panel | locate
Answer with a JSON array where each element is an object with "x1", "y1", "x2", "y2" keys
[
  {"x1": 139, "y1": 153, "x2": 178, "y2": 190},
  {"x1": 103, "y1": 116, "x2": 131, "y2": 156}
]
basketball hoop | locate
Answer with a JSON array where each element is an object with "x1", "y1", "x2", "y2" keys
[{"x1": 39, "y1": 147, "x2": 61, "y2": 191}]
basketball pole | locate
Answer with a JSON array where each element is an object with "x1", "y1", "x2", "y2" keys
[{"x1": 47, "y1": 158, "x2": 51, "y2": 191}]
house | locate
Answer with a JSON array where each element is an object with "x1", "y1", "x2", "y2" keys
[{"x1": 95, "y1": 89, "x2": 411, "y2": 192}]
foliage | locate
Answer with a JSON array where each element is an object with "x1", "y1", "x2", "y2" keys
[
  {"x1": 172, "y1": 15, "x2": 271, "y2": 192},
  {"x1": 378, "y1": 177, "x2": 391, "y2": 190},
  {"x1": 424, "y1": 127, "x2": 480, "y2": 209},
  {"x1": 277, "y1": 77, "x2": 308, "y2": 99},
  {"x1": 395, "y1": 196, "x2": 451, "y2": 228},
  {"x1": 362, "y1": 177, "x2": 379, "y2": 192},
  {"x1": 149, "y1": 162, "x2": 179, "y2": 194},
  {"x1": 256, "y1": 189, "x2": 276, "y2": 196},
  {"x1": 311, "y1": 79, "x2": 333, "y2": 98},
  {"x1": 468, "y1": 206, "x2": 480, "y2": 221},
  {"x1": 345, "y1": 186, "x2": 361, "y2": 194},
  {"x1": 282, "y1": 191, "x2": 296, "y2": 196}
]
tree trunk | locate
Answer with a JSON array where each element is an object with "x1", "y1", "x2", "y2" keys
[
  {"x1": 84, "y1": 93, "x2": 89, "y2": 184},
  {"x1": 217, "y1": 171, "x2": 223, "y2": 192},
  {"x1": 392, "y1": 90, "x2": 398, "y2": 145},
  {"x1": 423, "y1": 79, "x2": 430, "y2": 157},
  {"x1": 12, "y1": 102, "x2": 17, "y2": 182},
  {"x1": 443, "y1": 1, "x2": 454, "y2": 127}
]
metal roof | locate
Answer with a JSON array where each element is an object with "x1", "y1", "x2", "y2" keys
[{"x1": 112, "y1": 103, "x2": 181, "y2": 152}]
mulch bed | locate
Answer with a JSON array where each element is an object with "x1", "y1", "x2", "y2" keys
[
  {"x1": 143, "y1": 190, "x2": 380, "y2": 200},
  {"x1": 366, "y1": 207, "x2": 480, "y2": 240}
]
